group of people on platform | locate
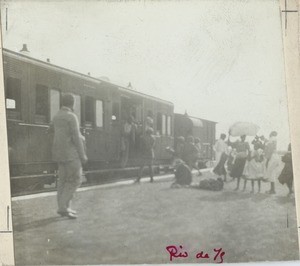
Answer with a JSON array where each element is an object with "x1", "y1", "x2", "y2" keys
[
  {"x1": 120, "y1": 111, "x2": 156, "y2": 183},
  {"x1": 120, "y1": 111, "x2": 154, "y2": 167},
  {"x1": 213, "y1": 131, "x2": 294, "y2": 195},
  {"x1": 50, "y1": 93, "x2": 294, "y2": 219},
  {"x1": 168, "y1": 135, "x2": 207, "y2": 187}
]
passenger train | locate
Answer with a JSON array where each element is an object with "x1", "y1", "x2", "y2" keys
[{"x1": 3, "y1": 48, "x2": 216, "y2": 195}]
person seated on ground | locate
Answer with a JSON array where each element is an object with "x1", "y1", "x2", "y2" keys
[
  {"x1": 170, "y1": 159, "x2": 193, "y2": 188},
  {"x1": 165, "y1": 148, "x2": 193, "y2": 188},
  {"x1": 278, "y1": 143, "x2": 293, "y2": 196}
]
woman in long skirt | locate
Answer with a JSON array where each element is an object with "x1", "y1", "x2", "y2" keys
[
  {"x1": 278, "y1": 143, "x2": 293, "y2": 196},
  {"x1": 230, "y1": 135, "x2": 250, "y2": 190},
  {"x1": 264, "y1": 131, "x2": 281, "y2": 194}
]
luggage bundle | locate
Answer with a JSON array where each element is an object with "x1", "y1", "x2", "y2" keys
[{"x1": 199, "y1": 177, "x2": 224, "y2": 191}]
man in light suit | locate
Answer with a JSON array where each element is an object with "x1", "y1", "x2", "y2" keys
[{"x1": 51, "y1": 93, "x2": 87, "y2": 219}]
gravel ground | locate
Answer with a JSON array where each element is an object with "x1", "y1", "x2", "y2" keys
[{"x1": 12, "y1": 171, "x2": 299, "y2": 265}]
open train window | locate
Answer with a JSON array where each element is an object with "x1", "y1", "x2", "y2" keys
[
  {"x1": 95, "y1": 100, "x2": 104, "y2": 128},
  {"x1": 35, "y1": 84, "x2": 49, "y2": 123},
  {"x1": 50, "y1": 89, "x2": 60, "y2": 121},
  {"x1": 85, "y1": 96, "x2": 95, "y2": 127},
  {"x1": 162, "y1": 114, "x2": 166, "y2": 135},
  {"x1": 73, "y1": 94, "x2": 81, "y2": 126},
  {"x1": 5, "y1": 77, "x2": 21, "y2": 120},
  {"x1": 167, "y1": 115, "x2": 172, "y2": 136},
  {"x1": 156, "y1": 112, "x2": 162, "y2": 135}
]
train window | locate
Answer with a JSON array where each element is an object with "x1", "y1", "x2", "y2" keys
[
  {"x1": 135, "y1": 105, "x2": 143, "y2": 123},
  {"x1": 85, "y1": 96, "x2": 95, "y2": 127},
  {"x1": 156, "y1": 112, "x2": 162, "y2": 134},
  {"x1": 73, "y1": 94, "x2": 81, "y2": 125},
  {"x1": 35, "y1": 84, "x2": 49, "y2": 123},
  {"x1": 96, "y1": 100, "x2": 104, "y2": 128},
  {"x1": 112, "y1": 102, "x2": 119, "y2": 122},
  {"x1": 162, "y1": 114, "x2": 166, "y2": 135},
  {"x1": 50, "y1": 89, "x2": 60, "y2": 121},
  {"x1": 167, "y1": 115, "x2": 172, "y2": 136},
  {"x1": 5, "y1": 77, "x2": 21, "y2": 120}
]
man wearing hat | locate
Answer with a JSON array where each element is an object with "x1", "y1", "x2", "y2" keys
[
  {"x1": 134, "y1": 127, "x2": 156, "y2": 183},
  {"x1": 51, "y1": 93, "x2": 88, "y2": 219}
]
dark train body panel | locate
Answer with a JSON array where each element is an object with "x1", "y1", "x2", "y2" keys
[
  {"x1": 4, "y1": 48, "x2": 216, "y2": 195},
  {"x1": 3, "y1": 49, "x2": 174, "y2": 188},
  {"x1": 174, "y1": 113, "x2": 216, "y2": 159}
]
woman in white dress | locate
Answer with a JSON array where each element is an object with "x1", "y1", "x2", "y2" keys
[
  {"x1": 242, "y1": 148, "x2": 264, "y2": 193},
  {"x1": 213, "y1": 133, "x2": 227, "y2": 167},
  {"x1": 263, "y1": 131, "x2": 281, "y2": 194}
]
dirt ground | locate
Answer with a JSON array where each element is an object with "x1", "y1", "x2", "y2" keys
[{"x1": 12, "y1": 171, "x2": 299, "y2": 265}]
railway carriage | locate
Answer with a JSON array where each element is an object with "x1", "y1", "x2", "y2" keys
[
  {"x1": 3, "y1": 49, "x2": 174, "y2": 194},
  {"x1": 174, "y1": 113, "x2": 216, "y2": 160}
]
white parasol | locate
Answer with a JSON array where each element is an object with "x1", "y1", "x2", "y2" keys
[{"x1": 229, "y1": 122, "x2": 260, "y2": 137}]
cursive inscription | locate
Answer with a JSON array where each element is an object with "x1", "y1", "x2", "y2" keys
[
  {"x1": 166, "y1": 245, "x2": 225, "y2": 263},
  {"x1": 165, "y1": 245, "x2": 188, "y2": 261}
]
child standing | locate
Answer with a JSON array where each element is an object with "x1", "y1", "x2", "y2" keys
[{"x1": 242, "y1": 148, "x2": 264, "y2": 193}]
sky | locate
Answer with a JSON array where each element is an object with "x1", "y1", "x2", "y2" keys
[{"x1": 0, "y1": 0, "x2": 291, "y2": 150}]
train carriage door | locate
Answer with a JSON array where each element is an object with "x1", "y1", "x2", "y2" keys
[
  {"x1": 154, "y1": 103, "x2": 174, "y2": 164},
  {"x1": 83, "y1": 85, "x2": 107, "y2": 167},
  {"x1": 107, "y1": 100, "x2": 121, "y2": 162},
  {"x1": 120, "y1": 94, "x2": 143, "y2": 165}
]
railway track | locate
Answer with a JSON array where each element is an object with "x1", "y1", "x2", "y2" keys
[{"x1": 10, "y1": 164, "x2": 172, "y2": 197}]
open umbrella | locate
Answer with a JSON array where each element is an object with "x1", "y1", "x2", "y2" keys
[{"x1": 229, "y1": 122, "x2": 260, "y2": 137}]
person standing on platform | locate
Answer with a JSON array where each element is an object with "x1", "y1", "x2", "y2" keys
[
  {"x1": 51, "y1": 93, "x2": 88, "y2": 219},
  {"x1": 120, "y1": 115, "x2": 135, "y2": 167},
  {"x1": 135, "y1": 127, "x2": 156, "y2": 183},
  {"x1": 230, "y1": 135, "x2": 250, "y2": 190},
  {"x1": 264, "y1": 131, "x2": 280, "y2": 194},
  {"x1": 213, "y1": 134, "x2": 227, "y2": 168},
  {"x1": 278, "y1": 143, "x2": 294, "y2": 196}
]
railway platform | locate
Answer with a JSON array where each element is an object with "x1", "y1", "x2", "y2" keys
[{"x1": 11, "y1": 170, "x2": 298, "y2": 265}]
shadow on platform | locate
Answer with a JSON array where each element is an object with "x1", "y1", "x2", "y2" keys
[{"x1": 13, "y1": 216, "x2": 64, "y2": 232}]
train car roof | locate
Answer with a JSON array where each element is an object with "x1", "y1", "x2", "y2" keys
[
  {"x1": 2, "y1": 48, "x2": 173, "y2": 106},
  {"x1": 175, "y1": 113, "x2": 217, "y2": 124}
]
